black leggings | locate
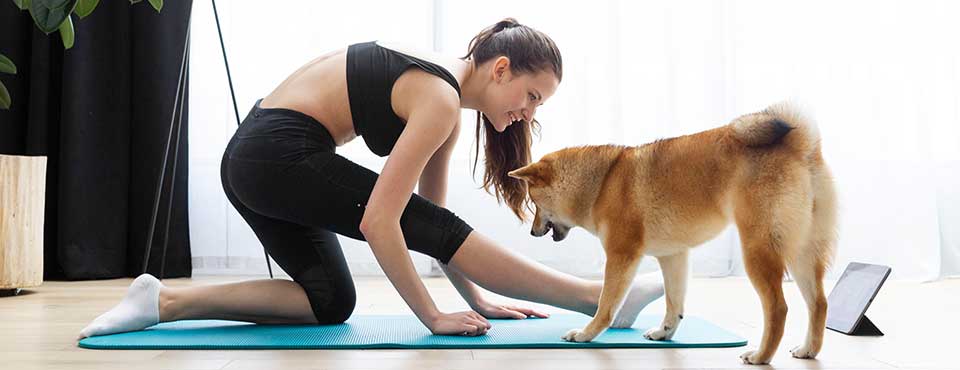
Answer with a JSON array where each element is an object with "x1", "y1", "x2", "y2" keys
[{"x1": 220, "y1": 99, "x2": 474, "y2": 324}]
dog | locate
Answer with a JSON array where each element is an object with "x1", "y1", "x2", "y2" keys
[{"x1": 508, "y1": 102, "x2": 837, "y2": 365}]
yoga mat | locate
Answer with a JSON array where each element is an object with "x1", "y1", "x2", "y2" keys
[{"x1": 79, "y1": 313, "x2": 747, "y2": 349}]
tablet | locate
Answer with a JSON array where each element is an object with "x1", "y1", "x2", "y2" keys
[{"x1": 825, "y1": 262, "x2": 891, "y2": 335}]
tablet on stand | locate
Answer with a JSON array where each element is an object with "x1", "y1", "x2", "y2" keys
[{"x1": 825, "y1": 262, "x2": 891, "y2": 336}]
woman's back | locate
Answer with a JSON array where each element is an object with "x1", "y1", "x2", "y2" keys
[
  {"x1": 259, "y1": 48, "x2": 357, "y2": 146},
  {"x1": 258, "y1": 42, "x2": 467, "y2": 149}
]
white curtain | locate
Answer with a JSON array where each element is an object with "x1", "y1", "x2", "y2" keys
[{"x1": 189, "y1": 0, "x2": 960, "y2": 281}]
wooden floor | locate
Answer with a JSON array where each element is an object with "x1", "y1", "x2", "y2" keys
[{"x1": 1, "y1": 275, "x2": 955, "y2": 370}]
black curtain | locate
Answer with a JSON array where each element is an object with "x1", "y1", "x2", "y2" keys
[{"x1": 0, "y1": 1, "x2": 193, "y2": 280}]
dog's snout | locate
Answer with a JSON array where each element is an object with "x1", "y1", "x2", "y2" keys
[{"x1": 530, "y1": 221, "x2": 553, "y2": 237}]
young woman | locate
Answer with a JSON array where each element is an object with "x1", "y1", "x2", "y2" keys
[{"x1": 80, "y1": 18, "x2": 663, "y2": 338}]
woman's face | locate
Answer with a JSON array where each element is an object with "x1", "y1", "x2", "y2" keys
[{"x1": 483, "y1": 57, "x2": 560, "y2": 132}]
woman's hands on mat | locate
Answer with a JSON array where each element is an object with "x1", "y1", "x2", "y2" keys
[
  {"x1": 472, "y1": 299, "x2": 550, "y2": 320},
  {"x1": 429, "y1": 310, "x2": 491, "y2": 336},
  {"x1": 428, "y1": 301, "x2": 549, "y2": 336}
]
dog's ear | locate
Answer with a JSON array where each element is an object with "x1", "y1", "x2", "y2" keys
[{"x1": 508, "y1": 162, "x2": 551, "y2": 187}]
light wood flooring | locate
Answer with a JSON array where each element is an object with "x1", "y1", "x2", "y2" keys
[{"x1": 1, "y1": 275, "x2": 956, "y2": 370}]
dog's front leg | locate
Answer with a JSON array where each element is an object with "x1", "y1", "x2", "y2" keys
[
  {"x1": 562, "y1": 248, "x2": 643, "y2": 342},
  {"x1": 644, "y1": 251, "x2": 689, "y2": 341}
]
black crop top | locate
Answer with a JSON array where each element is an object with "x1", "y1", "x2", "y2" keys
[{"x1": 346, "y1": 41, "x2": 462, "y2": 157}]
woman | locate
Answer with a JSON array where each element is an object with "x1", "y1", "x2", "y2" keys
[{"x1": 80, "y1": 18, "x2": 663, "y2": 338}]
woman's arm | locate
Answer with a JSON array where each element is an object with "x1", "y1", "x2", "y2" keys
[
  {"x1": 359, "y1": 79, "x2": 488, "y2": 335},
  {"x1": 417, "y1": 115, "x2": 549, "y2": 321},
  {"x1": 416, "y1": 119, "x2": 488, "y2": 307}
]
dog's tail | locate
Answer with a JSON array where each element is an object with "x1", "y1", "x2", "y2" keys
[{"x1": 729, "y1": 101, "x2": 820, "y2": 157}]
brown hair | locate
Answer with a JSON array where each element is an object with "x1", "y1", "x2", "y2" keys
[{"x1": 462, "y1": 18, "x2": 562, "y2": 221}]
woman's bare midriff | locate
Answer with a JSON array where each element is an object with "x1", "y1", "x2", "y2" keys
[{"x1": 258, "y1": 49, "x2": 358, "y2": 146}]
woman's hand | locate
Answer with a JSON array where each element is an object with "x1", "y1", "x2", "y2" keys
[
  {"x1": 429, "y1": 311, "x2": 492, "y2": 336},
  {"x1": 472, "y1": 299, "x2": 551, "y2": 320}
]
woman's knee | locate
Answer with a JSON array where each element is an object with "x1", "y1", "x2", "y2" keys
[
  {"x1": 400, "y1": 197, "x2": 474, "y2": 263},
  {"x1": 302, "y1": 279, "x2": 356, "y2": 324},
  {"x1": 315, "y1": 286, "x2": 356, "y2": 324}
]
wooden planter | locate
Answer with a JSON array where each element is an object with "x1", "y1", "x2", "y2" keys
[{"x1": 0, "y1": 154, "x2": 47, "y2": 296}]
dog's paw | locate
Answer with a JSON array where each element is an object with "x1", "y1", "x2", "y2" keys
[
  {"x1": 790, "y1": 344, "x2": 818, "y2": 359},
  {"x1": 642, "y1": 326, "x2": 675, "y2": 341},
  {"x1": 561, "y1": 328, "x2": 596, "y2": 343},
  {"x1": 739, "y1": 349, "x2": 771, "y2": 365}
]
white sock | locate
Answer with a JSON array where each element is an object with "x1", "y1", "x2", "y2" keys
[
  {"x1": 611, "y1": 271, "x2": 665, "y2": 328},
  {"x1": 78, "y1": 274, "x2": 164, "y2": 339}
]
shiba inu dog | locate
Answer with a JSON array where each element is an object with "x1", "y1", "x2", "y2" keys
[{"x1": 508, "y1": 102, "x2": 837, "y2": 365}]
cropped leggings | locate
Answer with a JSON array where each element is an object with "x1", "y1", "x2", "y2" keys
[{"x1": 220, "y1": 99, "x2": 474, "y2": 324}]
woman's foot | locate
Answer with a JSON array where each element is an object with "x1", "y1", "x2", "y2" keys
[
  {"x1": 611, "y1": 272, "x2": 665, "y2": 328},
  {"x1": 78, "y1": 274, "x2": 164, "y2": 339}
]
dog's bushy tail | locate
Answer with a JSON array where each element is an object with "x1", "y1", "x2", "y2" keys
[{"x1": 730, "y1": 101, "x2": 820, "y2": 157}]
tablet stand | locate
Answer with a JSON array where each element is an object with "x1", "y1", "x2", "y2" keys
[{"x1": 847, "y1": 315, "x2": 884, "y2": 336}]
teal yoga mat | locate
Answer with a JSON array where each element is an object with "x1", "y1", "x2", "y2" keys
[{"x1": 78, "y1": 314, "x2": 746, "y2": 349}]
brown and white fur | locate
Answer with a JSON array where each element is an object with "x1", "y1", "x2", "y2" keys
[{"x1": 508, "y1": 102, "x2": 837, "y2": 365}]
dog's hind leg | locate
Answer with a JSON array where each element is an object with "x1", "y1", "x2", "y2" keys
[
  {"x1": 738, "y1": 232, "x2": 788, "y2": 365},
  {"x1": 735, "y1": 191, "x2": 809, "y2": 365},
  {"x1": 734, "y1": 158, "x2": 815, "y2": 365},
  {"x1": 787, "y1": 164, "x2": 837, "y2": 359},
  {"x1": 786, "y1": 249, "x2": 828, "y2": 359},
  {"x1": 644, "y1": 250, "x2": 689, "y2": 341}
]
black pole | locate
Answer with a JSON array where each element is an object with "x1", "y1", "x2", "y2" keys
[
  {"x1": 143, "y1": 9, "x2": 193, "y2": 276},
  {"x1": 211, "y1": 0, "x2": 273, "y2": 278},
  {"x1": 211, "y1": 0, "x2": 241, "y2": 127},
  {"x1": 160, "y1": 34, "x2": 191, "y2": 280}
]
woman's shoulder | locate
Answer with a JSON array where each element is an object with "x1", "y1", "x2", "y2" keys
[
  {"x1": 374, "y1": 41, "x2": 466, "y2": 86},
  {"x1": 373, "y1": 40, "x2": 461, "y2": 68},
  {"x1": 391, "y1": 71, "x2": 461, "y2": 124}
]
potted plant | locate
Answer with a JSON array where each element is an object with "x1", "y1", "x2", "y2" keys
[{"x1": 0, "y1": 0, "x2": 162, "y2": 295}]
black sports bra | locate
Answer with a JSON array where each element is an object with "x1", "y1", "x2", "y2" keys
[{"x1": 346, "y1": 41, "x2": 462, "y2": 157}]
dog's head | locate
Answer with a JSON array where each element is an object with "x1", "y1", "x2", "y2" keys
[{"x1": 508, "y1": 159, "x2": 573, "y2": 242}]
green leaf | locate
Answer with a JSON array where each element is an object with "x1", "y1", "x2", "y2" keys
[
  {"x1": 0, "y1": 80, "x2": 11, "y2": 109},
  {"x1": 73, "y1": 0, "x2": 97, "y2": 18},
  {"x1": 59, "y1": 15, "x2": 74, "y2": 49},
  {"x1": 12, "y1": 0, "x2": 32, "y2": 10},
  {"x1": 29, "y1": 0, "x2": 78, "y2": 34},
  {"x1": 148, "y1": 0, "x2": 161, "y2": 12},
  {"x1": 0, "y1": 53, "x2": 16, "y2": 75}
]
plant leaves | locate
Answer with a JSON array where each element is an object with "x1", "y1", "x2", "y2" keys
[
  {"x1": 129, "y1": 0, "x2": 141, "y2": 4},
  {"x1": 148, "y1": 0, "x2": 160, "y2": 12},
  {"x1": 13, "y1": 0, "x2": 32, "y2": 10},
  {"x1": 59, "y1": 15, "x2": 75, "y2": 49},
  {"x1": 0, "y1": 80, "x2": 11, "y2": 109},
  {"x1": 0, "y1": 53, "x2": 16, "y2": 75},
  {"x1": 74, "y1": 0, "x2": 97, "y2": 18},
  {"x1": 29, "y1": 0, "x2": 79, "y2": 34}
]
